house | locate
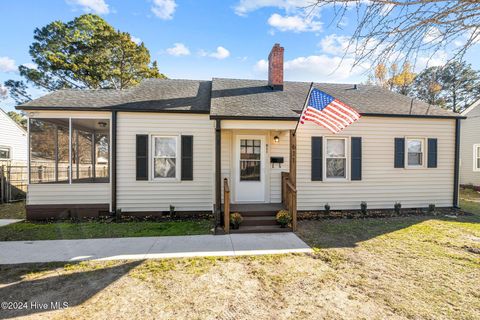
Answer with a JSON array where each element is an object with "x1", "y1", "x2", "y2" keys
[
  {"x1": 16, "y1": 44, "x2": 464, "y2": 231},
  {"x1": 0, "y1": 108, "x2": 27, "y2": 165},
  {"x1": 460, "y1": 100, "x2": 480, "y2": 187}
]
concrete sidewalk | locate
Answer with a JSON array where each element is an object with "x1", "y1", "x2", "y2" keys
[
  {"x1": 0, "y1": 219, "x2": 23, "y2": 227},
  {"x1": 0, "y1": 233, "x2": 312, "y2": 264}
]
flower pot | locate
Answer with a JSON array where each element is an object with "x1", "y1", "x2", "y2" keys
[
  {"x1": 232, "y1": 223, "x2": 240, "y2": 230},
  {"x1": 280, "y1": 223, "x2": 287, "y2": 228}
]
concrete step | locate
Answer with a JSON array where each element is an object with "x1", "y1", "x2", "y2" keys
[
  {"x1": 239, "y1": 211, "x2": 278, "y2": 217},
  {"x1": 230, "y1": 225, "x2": 292, "y2": 234},
  {"x1": 241, "y1": 216, "x2": 277, "y2": 226}
]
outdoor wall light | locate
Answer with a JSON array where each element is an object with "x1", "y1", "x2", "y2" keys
[
  {"x1": 98, "y1": 121, "x2": 107, "y2": 128},
  {"x1": 273, "y1": 135, "x2": 280, "y2": 143}
]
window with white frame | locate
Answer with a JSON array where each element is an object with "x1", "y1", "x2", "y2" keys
[
  {"x1": 153, "y1": 136, "x2": 178, "y2": 179},
  {"x1": 0, "y1": 146, "x2": 10, "y2": 159},
  {"x1": 474, "y1": 144, "x2": 480, "y2": 171},
  {"x1": 325, "y1": 138, "x2": 347, "y2": 179},
  {"x1": 406, "y1": 138, "x2": 424, "y2": 167}
]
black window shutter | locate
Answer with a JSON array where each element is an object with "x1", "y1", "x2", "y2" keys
[
  {"x1": 394, "y1": 138, "x2": 405, "y2": 168},
  {"x1": 136, "y1": 135, "x2": 149, "y2": 181},
  {"x1": 428, "y1": 138, "x2": 438, "y2": 168},
  {"x1": 311, "y1": 137, "x2": 323, "y2": 181},
  {"x1": 181, "y1": 135, "x2": 193, "y2": 181},
  {"x1": 351, "y1": 137, "x2": 362, "y2": 180}
]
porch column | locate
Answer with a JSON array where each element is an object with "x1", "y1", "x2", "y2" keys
[
  {"x1": 215, "y1": 119, "x2": 222, "y2": 225},
  {"x1": 289, "y1": 130, "x2": 296, "y2": 186}
]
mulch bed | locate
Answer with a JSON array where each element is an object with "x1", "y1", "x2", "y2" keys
[{"x1": 298, "y1": 207, "x2": 470, "y2": 220}]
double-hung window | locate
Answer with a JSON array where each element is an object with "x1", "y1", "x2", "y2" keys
[
  {"x1": 325, "y1": 138, "x2": 347, "y2": 179},
  {"x1": 474, "y1": 144, "x2": 480, "y2": 172},
  {"x1": 0, "y1": 146, "x2": 10, "y2": 160},
  {"x1": 406, "y1": 138, "x2": 424, "y2": 167},
  {"x1": 153, "y1": 136, "x2": 178, "y2": 179}
]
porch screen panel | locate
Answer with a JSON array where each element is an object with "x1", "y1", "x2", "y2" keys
[
  {"x1": 72, "y1": 119, "x2": 110, "y2": 183},
  {"x1": 240, "y1": 139, "x2": 261, "y2": 181},
  {"x1": 29, "y1": 118, "x2": 69, "y2": 184}
]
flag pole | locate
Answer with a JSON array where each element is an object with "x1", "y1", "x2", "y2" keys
[{"x1": 293, "y1": 82, "x2": 313, "y2": 136}]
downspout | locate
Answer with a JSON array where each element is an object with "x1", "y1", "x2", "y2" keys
[
  {"x1": 453, "y1": 118, "x2": 461, "y2": 208},
  {"x1": 111, "y1": 110, "x2": 117, "y2": 214},
  {"x1": 215, "y1": 119, "x2": 221, "y2": 226}
]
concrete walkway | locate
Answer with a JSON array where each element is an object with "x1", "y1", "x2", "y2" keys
[
  {"x1": 0, "y1": 233, "x2": 312, "y2": 265},
  {"x1": 0, "y1": 219, "x2": 23, "y2": 227}
]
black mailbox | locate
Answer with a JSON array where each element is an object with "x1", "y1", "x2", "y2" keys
[{"x1": 270, "y1": 157, "x2": 284, "y2": 164}]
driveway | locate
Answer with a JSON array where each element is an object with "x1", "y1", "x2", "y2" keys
[{"x1": 0, "y1": 233, "x2": 312, "y2": 264}]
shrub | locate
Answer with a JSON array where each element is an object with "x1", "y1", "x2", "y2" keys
[
  {"x1": 394, "y1": 202, "x2": 402, "y2": 215},
  {"x1": 361, "y1": 201, "x2": 367, "y2": 214},
  {"x1": 324, "y1": 203, "x2": 331, "y2": 214},
  {"x1": 230, "y1": 212, "x2": 243, "y2": 226},
  {"x1": 276, "y1": 210, "x2": 292, "y2": 227},
  {"x1": 428, "y1": 203, "x2": 436, "y2": 214}
]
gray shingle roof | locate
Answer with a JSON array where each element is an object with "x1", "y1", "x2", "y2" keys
[
  {"x1": 18, "y1": 77, "x2": 461, "y2": 118},
  {"x1": 210, "y1": 78, "x2": 459, "y2": 118},
  {"x1": 18, "y1": 79, "x2": 211, "y2": 113}
]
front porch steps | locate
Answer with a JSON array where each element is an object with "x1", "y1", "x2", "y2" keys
[{"x1": 227, "y1": 203, "x2": 291, "y2": 234}]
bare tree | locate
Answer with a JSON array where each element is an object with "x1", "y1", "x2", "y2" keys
[{"x1": 309, "y1": 1, "x2": 480, "y2": 67}]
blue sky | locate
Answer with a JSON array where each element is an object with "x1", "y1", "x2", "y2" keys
[{"x1": 1, "y1": 0, "x2": 480, "y2": 112}]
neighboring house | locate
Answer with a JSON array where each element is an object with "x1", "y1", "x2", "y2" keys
[
  {"x1": 16, "y1": 43, "x2": 464, "y2": 226},
  {"x1": 460, "y1": 100, "x2": 480, "y2": 187},
  {"x1": 0, "y1": 108, "x2": 27, "y2": 165}
]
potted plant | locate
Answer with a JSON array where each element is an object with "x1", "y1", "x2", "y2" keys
[
  {"x1": 230, "y1": 212, "x2": 243, "y2": 229},
  {"x1": 324, "y1": 203, "x2": 331, "y2": 214},
  {"x1": 361, "y1": 201, "x2": 368, "y2": 215},
  {"x1": 394, "y1": 202, "x2": 401, "y2": 215},
  {"x1": 276, "y1": 210, "x2": 292, "y2": 228}
]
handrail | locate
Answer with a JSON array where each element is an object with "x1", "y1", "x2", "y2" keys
[
  {"x1": 286, "y1": 180, "x2": 296, "y2": 193},
  {"x1": 223, "y1": 178, "x2": 230, "y2": 233},
  {"x1": 285, "y1": 178, "x2": 297, "y2": 231}
]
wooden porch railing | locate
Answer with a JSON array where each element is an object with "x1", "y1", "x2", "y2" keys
[
  {"x1": 281, "y1": 172, "x2": 297, "y2": 231},
  {"x1": 223, "y1": 178, "x2": 230, "y2": 234}
]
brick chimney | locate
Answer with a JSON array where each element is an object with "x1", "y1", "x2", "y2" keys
[{"x1": 268, "y1": 43, "x2": 284, "y2": 90}]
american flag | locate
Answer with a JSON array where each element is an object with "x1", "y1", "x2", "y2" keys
[{"x1": 300, "y1": 88, "x2": 361, "y2": 134}]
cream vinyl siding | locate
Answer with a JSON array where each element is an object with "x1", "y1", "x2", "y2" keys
[
  {"x1": 26, "y1": 110, "x2": 111, "y2": 206},
  {"x1": 27, "y1": 184, "x2": 110, "y2": 205},
  {"x1": 460, "y1": 104, "x2": 480, "y2": 186},
  {"x1": 0, "y1": 109, "x2": 27, "y2": 162},
  {"x1": 269, "y1": 130, "x2": 290, "y2": 202},
  {"x1": 116, "y1": 112, "x2": 214, "y2": 212},
  {"x1": 220, "y1": 128, "x2": 290, "y2": 203},
  {"x1": 296, "y1": 117, "x2": 456, "y2": 210}
]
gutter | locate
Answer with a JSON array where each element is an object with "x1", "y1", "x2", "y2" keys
[
  {"x1": 453, "y1": 118, "x2": 461, "y2": 208},
  {"x1": 111, "y1": 110, "x2": 117, "y2": 214}
]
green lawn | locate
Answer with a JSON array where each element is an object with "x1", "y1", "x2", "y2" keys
[
  {"x1": 0, "y1": 201, "x2": 26, "y2": 219},
  {"x1": 1, "y1": 213, "x2": 479, "y2": 319},
  {"x1": 460, "y1": 186, "x2": 480, "y2": 214},
  {"x1": 0, "y1": 220, "x2": 212, "y2": 241}
]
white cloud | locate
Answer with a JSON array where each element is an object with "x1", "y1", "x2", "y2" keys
[
  {"x1": 0, "y1": 84, "x2": 8, "y2": 99},
  {"x1": 131, "y1": 36, "x2": 142, "y2": 45},
  {"x1": 0, "y1": 56, "x2": 17, "y2": 73},
  {"x1": 151, "y1": 0, "x2": 177, "y2": 20},
  {"x1": 234, "y1": 0, "x2": 311, "y2": 16},
  {"x1": 255, "y1": 54, "x2": 368, "y2": 82},
  {"x1": 319, "y1": 34, "x2": 352, "y2": 56},
  {"x1": 209, "y1": 46, "x2": 230, "y2": 59},
  {"x1": 166, "y1": 43, "x2": 190, "y2": 56},
  {"x1": 423, "y1": 27, "x2": 442, "y2": 44},
  {"x1": 267, "y1": 13, "x2": 321, "y2": 33},
  {"x1": 66, "y1": 0, "x2": 110, "y2": 14}
]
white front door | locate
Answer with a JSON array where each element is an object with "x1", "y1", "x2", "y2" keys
[{"x1": 235, "y1": 135, "x2": 266, "y2": 202}]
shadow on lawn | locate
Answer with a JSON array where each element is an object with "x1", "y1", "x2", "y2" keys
[
  {"x1": 0, "y1": 260, "x2": 143, "y2": 319},
  {"x1": 297, "y1": 214, "x2": 480, "y2": 249}
]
